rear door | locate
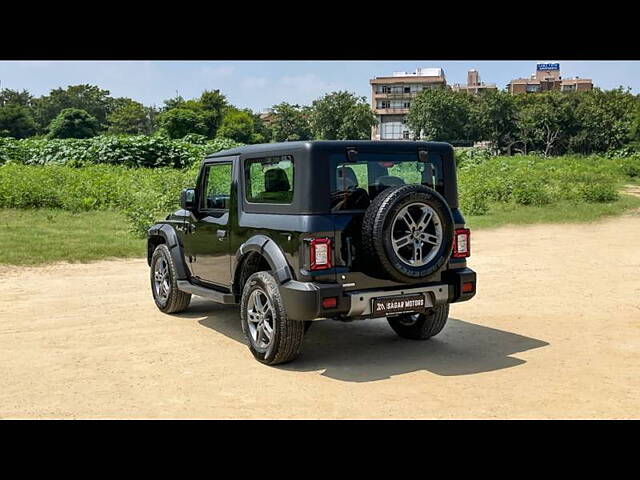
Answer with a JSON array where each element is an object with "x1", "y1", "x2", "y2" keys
[
  {"x1": 183, "y1": 160, "x2": 233, "y2": 288},
  {"x1": 330, "y1": 150, "x2": 445, "y2": 290}
]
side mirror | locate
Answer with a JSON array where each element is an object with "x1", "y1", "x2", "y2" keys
[{"x1": 180, "y1": 188, "x2": 196, "y2": 210}]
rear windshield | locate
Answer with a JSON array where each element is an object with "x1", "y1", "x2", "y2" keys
[{"x1": 329, "y1": 152, "x2": 443, "y2": 211}]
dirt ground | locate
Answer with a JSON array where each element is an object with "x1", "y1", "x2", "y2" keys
[{"x1": 1, "y1": 213, "x2": 639, "y2": 419}]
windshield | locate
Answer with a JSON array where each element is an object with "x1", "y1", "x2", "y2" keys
[{"x1": 329, "y1": 152, "x2": 444, "y2": 212}]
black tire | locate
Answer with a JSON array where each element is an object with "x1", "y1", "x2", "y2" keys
[
  {"x1": 150, "y1": 244, "x2": 191, "y2": 314},
  {"x1": 387, "y1": 304, "x2": 450, "y2": 340},
  {"x1": 240, "y1": 271, "x2": 305, "y2": 365},
  {"x1": 362, "y1": 184, "x2": 454, "y2": 283}
]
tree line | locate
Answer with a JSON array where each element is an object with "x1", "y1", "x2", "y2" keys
[
  {"x1": 407, "y1": 87, "x2": 640, "y2": 155},
  {"x1": 0, "y1": 86, "x2": 376, "y2": 143},
  {"x1": 1, "y1": 83, "x2": 639, "y2": 155}
]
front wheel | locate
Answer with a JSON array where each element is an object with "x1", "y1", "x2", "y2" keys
[
  {"x1": 240, "y1": 271, "x2": 305, "y2": 365},
  {"x1": 387, "y1": 304, "x2": 449, "y2": 340},
  {"x1": 150, "y1": 244, "x2": 191, "y2": 313}
]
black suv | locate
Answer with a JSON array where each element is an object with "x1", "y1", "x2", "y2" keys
[{"x1": 147, "y1": 141, "x2": 476, "y2": 365}]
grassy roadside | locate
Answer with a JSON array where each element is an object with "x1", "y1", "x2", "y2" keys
[
  {"x1": 466, "y1": 194, "x2": 640, "y2": 230},
  {"x1": 0, "y1": 209, "x2": 145, "y2": 266},
  {"x1": 1, "y1": 194, "x2": 640, "y2": 266}
]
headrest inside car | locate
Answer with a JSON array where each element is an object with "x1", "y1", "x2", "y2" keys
[
  {"x1": 264, "y1": 168, "x2": 290, "y2": 192},
  {"x1": 337, "y1": 166, "x2": 359, "y2": 190}
]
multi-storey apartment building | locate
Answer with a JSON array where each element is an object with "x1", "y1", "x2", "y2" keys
[
  {"x1": 507, "y1": 63, "x2": 593, "y2": 94},
  {"x1": 370, "y1": 67, "x2": 447, "y2": 140},
  {"x1": 451, "y1": 69, "x2": 497, "y2": 94}
]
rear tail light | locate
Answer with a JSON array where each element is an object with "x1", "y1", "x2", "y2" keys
[
  {"x1": 453, "y1": 228, "x2": 470, "y2": 258},
  {"x1": 309, "y1": 238, "x2": 332, "y2": 270}
]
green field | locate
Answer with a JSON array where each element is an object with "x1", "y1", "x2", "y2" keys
[
  {"x1": 0, "y1": 209, "x2": 145, "y2": 265},
  {"x1": 1, "y1": 151, "x2": 639, "y2": 266},
  {"x1": 466, "y1": 195, "x2": 640, "y2": 229},
  {"x1": 1, "y1": 194, "x2": 639, "y2": 266}
]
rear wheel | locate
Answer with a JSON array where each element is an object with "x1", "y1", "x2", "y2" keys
[
  {"x1": 150, "y1": 244, "x2": 191, "y2": 313},
  {"x1": 387, "y1": 304, "x2": 449, "y2": 340},
  {"x1": 240, "y1": 271, "x2": 305, "y2": 365}
]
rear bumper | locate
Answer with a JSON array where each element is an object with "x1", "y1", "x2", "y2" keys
[{"x1": 280, "y1": 267, "x2": 476, "y2": 321}]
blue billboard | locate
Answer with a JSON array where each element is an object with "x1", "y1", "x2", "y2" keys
[{"x1": 537, "y1": 63, "x2": 560, "y2": 71}]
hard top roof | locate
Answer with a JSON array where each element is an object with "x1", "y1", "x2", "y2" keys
[{"x1": 205, "y1": 140, "x2": 452, "y2": 159}]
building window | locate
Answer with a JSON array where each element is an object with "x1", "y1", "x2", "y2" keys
[
  {"x1": 403, "y1": 102, "x2": 411, "y2": 108},
  {"x1": 404, "y1": 86, "x2": 410, "y2": 93},
  {"x1": 526, "y1": 84, "x2": 540, "y2": 93},
  {"x1": 403, "y1": 131, "x2": 410, "y2": 139}
]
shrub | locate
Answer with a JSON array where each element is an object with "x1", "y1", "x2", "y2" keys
[
  {"x1": 0, "y1": 135, "x2": 242, "y2": 169},
  {"x1": 575, "y1": 182, "x2": 619, "y2": 203},
  {"x1": 48, "y1": 108, "x2": 100, "y2": 139}
]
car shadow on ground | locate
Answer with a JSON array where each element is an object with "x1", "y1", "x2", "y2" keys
[{"x1": 178, "y1": 298, "x2": 549, "y2": 383}]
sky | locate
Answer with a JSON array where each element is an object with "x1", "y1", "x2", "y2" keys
[{"x1": 0, "y1": 60, "x2": 638, "y2": 112}]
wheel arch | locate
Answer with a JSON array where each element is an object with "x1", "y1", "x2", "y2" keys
[
  {"x1": 233, "y1": 234, "x2": 294, "y2": 296},
  {"x1": 147, "y1": 223, "x2": 190, "y2": 280}
]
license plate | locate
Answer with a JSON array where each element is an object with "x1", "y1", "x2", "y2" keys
[{"x1": 372, "y1": 294, "x2": 426, "y2": 316}]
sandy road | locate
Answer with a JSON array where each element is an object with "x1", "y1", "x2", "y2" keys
[{"x1": 1, "y1": 213, "x2": 639, "y2": 419}]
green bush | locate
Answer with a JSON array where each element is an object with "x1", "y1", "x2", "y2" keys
[
  {"x1": 575, "y1": 182, "x2": 619, "y2": 203},
  {"x1": 0, "y1": 135, "x2": 241, "y2": 168}
]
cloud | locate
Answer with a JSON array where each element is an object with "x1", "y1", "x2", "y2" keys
[
  {"x1": 278, "y1": 73, "x2": 333, "y2": 94},
  {"x1": 199, "y1": 65, "x2": 235, "y2": 79},
  {"x1": 240, "y1": 77, "x2": 268, "y2": 89}
]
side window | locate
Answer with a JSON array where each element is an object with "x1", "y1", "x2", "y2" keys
[
  {"x1": 245, "y1": 155, "x2": 294, "y2": 204},
  {"x1": 201, "y1": 163, "x2": 232, "y2": 210}
]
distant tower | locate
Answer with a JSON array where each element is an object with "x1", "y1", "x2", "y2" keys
[{"x1": 467, "y1": 69, "x2": 480, "y2": 87}]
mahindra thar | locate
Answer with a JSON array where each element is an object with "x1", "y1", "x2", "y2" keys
[{"x1": 147, "y1": 141, "x2": 476, "y2": 365}]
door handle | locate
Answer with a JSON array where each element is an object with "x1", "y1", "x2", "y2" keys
[{"x1": 217, "y1": 229, "x2": 227, "y2": 240}]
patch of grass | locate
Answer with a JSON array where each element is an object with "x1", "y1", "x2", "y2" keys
[
  {"x1": 0, "y1": 209, "x2": 145, "y2": 265},
  {"x1": 466, "y1": 195, "x2": 640, "y2": 230}
]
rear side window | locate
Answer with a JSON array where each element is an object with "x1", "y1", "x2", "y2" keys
[
  {"x1": 330, "y1": 152, "x2": 444, "y2": 211},
  {"x1": 245, "y1": 155, "x2": 294, "y2": 204}
]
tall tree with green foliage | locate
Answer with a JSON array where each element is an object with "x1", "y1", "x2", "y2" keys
[
  {"x1": 107, "y1": 99, "x2": 154, "y2": 135},
  {"x1": 0, "y1": 88, "x2": 34, "y2": 108},
  {"x1": 569, "y1": 88, "x2": 637, "y2": 154},
  {"x1": 269, "y1": 103, "x2": 312, "y2": 142},
  {"x1": 470, "y1": 90, "x2": 517, "y2": 153},
  {"x1": 0, "y1": 105, "x2": 38, "y2": 138},
  {"x1": 47, "y1": 108, "x2": 100, "y2": 139},
  {"x1": 513, "y1": 91, "x2": 577, "y2": 156},
  {"x1": 217, "y1": 108, "x2": 258, "y2": 143},
  {"x1": 309, "y1": 91, "x2": 376, "y2": 140},
  {"x1": 407, "y1": 88, "x2": 471, "y2": 142},
  {"x1": 33, "y1": 85, "x2": 113, "y2": 133},
  {"x1": 158, "y1": 108, "x2": 208, "y2": 139}
]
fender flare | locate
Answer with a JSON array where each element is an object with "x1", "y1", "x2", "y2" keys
[
  {"x1": 234, "y1": 234, "x2": 293, "y2": 287},
  {"x1": 147, "y1": 223, "x2": 190, "y2": 280}
]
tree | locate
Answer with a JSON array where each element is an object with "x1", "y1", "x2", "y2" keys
[
  {"x1": 569, "y1": 88, "x2": 637, "y2": 154},
  {"x1": 0, "y1": 105, "x2": 38, "y2": 138},
  {"x1": 470, "y1": 90, "x2": 517, "y2": 154},
  {"x1": 217, "y1": 108, "x2": 256, "y2": 143},
  {"x1": 513, "y1": 92, "x2": 577, "y2": 156},
  {"x1": 158, "y1": 108, "x2": 208, "y2": 139},
  {"x1": 161, "y1": 90, "x2": 228, "y2": 138},
  {"x1": 33, "y1": 84, "x2": 112, "y2": 132},
  {"x1": 199, "y1": 90, "x2": 228, "y2": 138},
  {"x1": 406, "y1": 89, "x2": 471, "y2": 142},
  {"x1": 0, "y1": 88, "x2": 33, "y2": 108},
  {"x1": 309, "y1": 91, "x2": 376, "y2": 140},
  {"x1": 107, "y1": 99, "x2": 153, "y2": 135},
  {"x1": 269, "y1": 103, "x2": 312, "y2": 142},
  {"x1": 47, "y1": 108, "x2": 100, "y2": 139},
  {"x1": 629, "y1": 103, "x2": 640, "y2": 149}
]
